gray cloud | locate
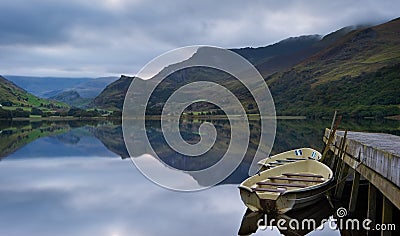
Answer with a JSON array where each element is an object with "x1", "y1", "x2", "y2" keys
[{"x1": 0, "y1": 0, "x2": 399, "y2": 77}]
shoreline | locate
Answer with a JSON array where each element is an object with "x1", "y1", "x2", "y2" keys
[
  {"x1": 1, "y1": 114, "x2": 399, "y2": 122},
  {"x1": 1, "y1": 116, "x2": 118, "y2": 121},
  {"x1": 0, "y1": 115, "x2": 307, "y2": 121}
]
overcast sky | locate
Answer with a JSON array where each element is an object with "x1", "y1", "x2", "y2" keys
[{"x1": 0, "y1": 0, "x2": 399, "y2": 77}]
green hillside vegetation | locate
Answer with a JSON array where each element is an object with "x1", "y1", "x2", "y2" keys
[
  {"x1": 297, "y1": 19, "x2": 400, "y2": 85},
  {"x1": 267, "y1": 18, "x2": 400, "y2": 117},
  {"x1": 0, "y1": 76, "x2": 112, "y2": 119},
  {"x1": 91, "y1": 75, "x2": 134, "y2": 111},
  {"x1": 269, "y1": 63, "x2": 400, "y2": 117},
  {"x1": 49, "y1": 90, "x2": 91, "y2": 108},
  {"x1": 0, "y1": 76, "x2": 70, "y2": 118},
  {"x1": 0, "y1": 76, "x2": 67, "y2": 108}
]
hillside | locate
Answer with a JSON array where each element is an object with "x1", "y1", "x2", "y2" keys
[
  {"x1": 0, "y1": 76, "x2": 67, "y2": 112},
  {"x1": 232, "y1": 35, "x2": 322, "y2": 76},
  {"x1": 270, "y1": 64, "x2": 400, "y2": 117},
  {"x1": 91, "y1": 75, "x2": 134, "y2": 110},
  {"x1": 267, "y1": 17, "x2": 400, "y2": 117},
  {"x1": 49, "y1": 90, "x2": 91, "y2": 108}
]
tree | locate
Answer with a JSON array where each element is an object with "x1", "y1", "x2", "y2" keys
[
  {"x1": 68, "y1": 107, "x2": 84, "y2": 117},
  {"x1": 31, "y1": 107, "x2": 43, "y2": 116},
  {"x1": 0, "y1": 107, "x2": 12, "y2": 118},
  {"x1": 1, "y1": 101, "x2": 12, "y2": 107}
]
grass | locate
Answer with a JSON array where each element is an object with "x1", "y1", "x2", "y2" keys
[{"x1": 2, "y1": 107, "x2": 31, "y2": 111}]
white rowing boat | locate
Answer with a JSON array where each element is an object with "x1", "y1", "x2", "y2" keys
[{"x1": 239, "y1": 159, "x2": 333, "y2": 213}]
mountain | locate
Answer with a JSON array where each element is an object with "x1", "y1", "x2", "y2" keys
[
  {"x1": 92, "y1": 75, "x2": 134, "y2": 110},
  {"x1": 267, "y1": 17, "x2": 400, "y2": 117},
  {"x1": 4, "y1": 76, "x2": 118, "y2": 98},
  {"x1": 231, "y1": 35, "x2": 322, "y2": 76},
  {"x1": 248, "y1": 25, "x2": 367, "y2": 77},
  {"x1": 93, "y1": 18, "x2": 400, "y2": 118},
  {"x1": 92, "y1": 33, "x2": 345, "y2": 112},
  {"x1": 49, "y1": 90, "x2": 91, "y2": 108},
  {"x1": 0, "y1": 75, "x2": 67, "y2": 109},
  {"x1": 68, "y1": 77, "x2": 120, "y2": 98}
]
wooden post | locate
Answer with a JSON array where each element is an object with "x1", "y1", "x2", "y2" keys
[
  {"x1": 367, "y1": 182, "x2": 377, "y2": 235},
  {"x1": 329, "y1": 144, "x2": 338, "y2": 169},
  {"x1": 348, "y1": 169, "x2": 360, "y2": 213},
  {"x1": 334, "y1": 162, "x2": 349, "y2": 199},
  {"x1": 330, "y1": 137, "x2": 343, "y2": 170},
  {"x1": 334, "y1": 139, "x2": 347, "y2": 183},
  {"x1": 381, "y1": 197, "x2": 393, "y2": 236},
  {"x1": 330, "y1": 110, "x2": 337, "y2": 133},
  {"x1": 334, "y1": 157, "x2": 342, "y2": 181},
  {"x1": 321, "y1": 115, "x2": 342, "y2": 162}
]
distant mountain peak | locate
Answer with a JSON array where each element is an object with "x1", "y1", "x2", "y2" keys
[{"x1": 91, "y1": 75, "x2": 135, "y2": 110}]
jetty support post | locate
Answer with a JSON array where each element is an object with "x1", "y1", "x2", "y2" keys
[{"x1": 348, "y1": 169, "x2": 361, "y2": 213}]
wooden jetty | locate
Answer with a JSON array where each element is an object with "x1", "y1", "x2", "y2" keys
[{"x1": 323, "y1": 128, "x2": 399, "y2": 235}]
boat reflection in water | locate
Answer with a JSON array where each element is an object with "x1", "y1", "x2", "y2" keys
[{"x1": 238, "y1": 198, "x2": 334, "y2": 236}]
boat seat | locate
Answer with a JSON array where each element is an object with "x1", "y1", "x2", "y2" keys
[
  {"x1": 256, "y1": 181, "x2": 307, "y2": 188},
  {"x1": 251, "y1": 187, "x2": 285, "y2": 193},
  {"x1": 276, "y1": 159, "x2": 297, "y2": 163},
  {"x1": 268, "y1": 176, "x2": 324, "y2": 183},
  {"x1": 286, "y1": 157, "x2": 306, "y2": 161},
  {"x1": 283, "y1": 173, "x2": 324, "y2": 178},
  {"x1": 268, "y1": 162, "x2": 283, "y2": 165}
]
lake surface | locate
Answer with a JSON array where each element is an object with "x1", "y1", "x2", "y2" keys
[{"x1": 0, "y1": 118, "x2": 398, "y2": 235}]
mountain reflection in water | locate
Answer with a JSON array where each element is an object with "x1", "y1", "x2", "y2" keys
[{"x1": 0, "y1": 118, "x2": 398, "y2": 235}]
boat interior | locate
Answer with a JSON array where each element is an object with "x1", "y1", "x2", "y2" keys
[
  {"x1": 251, "y1": 172, "x2": 326, "y2": 193},
  {"x1": 241, "y1": 160, "x2": 333, "y2": 194},
  {"x1": 258, "y1": 148, "x2": 322, "y2": 169}
]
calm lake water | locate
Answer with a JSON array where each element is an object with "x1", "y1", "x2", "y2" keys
[{"x1": 0, "y1": 118, "x2": 398, "y2": 236}]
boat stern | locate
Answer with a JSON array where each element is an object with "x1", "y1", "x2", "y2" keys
[{"x1": 239, "y1": 186, "x2": 280, "y2": 213}]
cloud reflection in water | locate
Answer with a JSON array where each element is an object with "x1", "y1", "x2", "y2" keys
[{"x1": 0, "y1": 157, "x2": 247, "y2": 236}]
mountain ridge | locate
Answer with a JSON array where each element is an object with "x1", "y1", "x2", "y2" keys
[
  {"x1": 92, "y1": 29, "x2": 349, "y2": 111},
  {"x1": 4, "y1": 76, "x2": 119, "y2": 99},
  {"x1": 91, "y1": 75, "x2": 134, "y2": 111},
  {"x1": 59, "y1": 17, "x2": 400, "y2": 117},
  {"x1": 49, "y1": 90, "x2": 92, "y2": 108},
  {"x1": 264, "y1": 17, "x2": 400, "y2": 117}
]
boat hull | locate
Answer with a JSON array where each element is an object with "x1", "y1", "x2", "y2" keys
[{"x1": 239, "y1": 180, "x2": 332, "y2": 213}]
